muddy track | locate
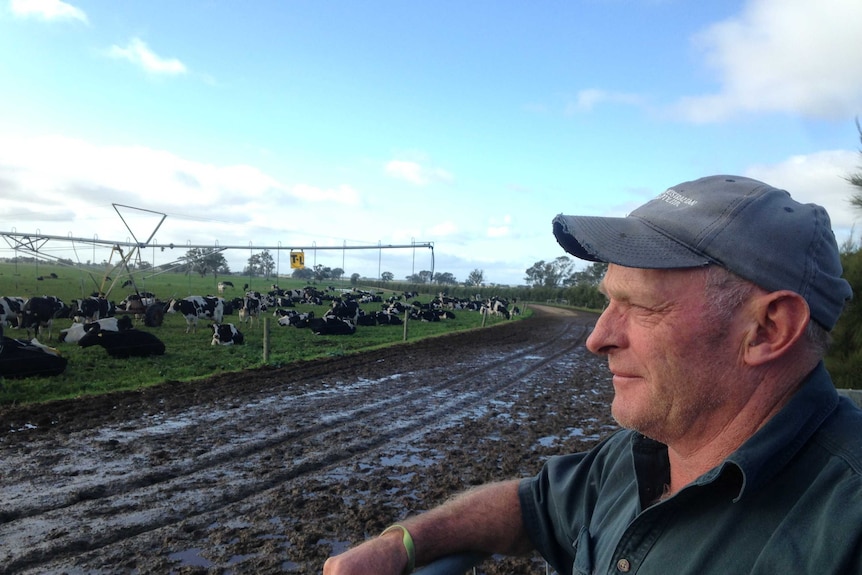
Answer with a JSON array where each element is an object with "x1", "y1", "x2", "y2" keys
[{"x1": 0, "y1": 306, "x2": 615, "y2": 574}]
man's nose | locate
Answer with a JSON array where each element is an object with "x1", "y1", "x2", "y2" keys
[{"x1": 585, "y1": 305, "x2": 617, "y2": 355}]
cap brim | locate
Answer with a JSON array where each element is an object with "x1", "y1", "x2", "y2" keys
[{"x1": 552, "y1": 214, "x2": 715, "y2": 269}]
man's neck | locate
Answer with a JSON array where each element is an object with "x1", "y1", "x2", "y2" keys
[{"x1": 664, "y1": 371, "x2": 804, "y2": 495}]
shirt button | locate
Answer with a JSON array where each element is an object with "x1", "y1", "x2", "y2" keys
[{"x1": 616, "y1": 558, "x2": 631, "y2": 572}]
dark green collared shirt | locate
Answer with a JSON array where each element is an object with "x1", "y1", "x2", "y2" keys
[{"x1": 519, "y1": 363, "x2": 862, "y2": 574}]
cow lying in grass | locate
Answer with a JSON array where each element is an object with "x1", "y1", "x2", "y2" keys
[
  {"x1": 276, "y1": 310, "x2": 315, "y2": 328},
  {"x1": 211, "y1": 323, "x2": 244, "y2": 346},
  {"x1": 309, "y1": 316, "x2": 356, "y2": 335},
  {"x1": 59, "y1": 316, "x2": 133, "y2": 343},
  {"x1": 77, "y1": 324, "x2": 166, "y2": 358},
  {"x1": 0, "y1": 324, "x2": 68, "y2": 378}
]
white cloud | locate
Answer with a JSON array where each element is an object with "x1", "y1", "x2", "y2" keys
[
  {"x1": 0, "y1": 135, "x2": 392, "y2": 276},
  {"x1": 10, "y1": 0, "x2": 87, "y2": 23},
  {"x1": 675, "y1": 0, "x2": 862, "y2": 122},
  {"x1": 428, "y1": 221, "x2": 458, "y2": 236},
  {"x1": 384, "y1": 160, "x2": 453, "y2": 186},
  {"x1": 744, "y1": 149, "x2": 861, "y2": 240},
  {"x1": 487, "y1": 226, "x2": 509, "y2": 238},
  {"x1": 566, "y1": 89, "x2": 644, "y2": 114},
  {"x1": 487, "y1": 214, "x2": 512, "y2": 238},
  {"x1": 292, "y1": 183, "x2": 361, "y2": 205},
  {"x1": 108, "y1": 37, "x2": 187, "y2": 76},
  {"x1": 0, "y1": 135, "x2": 360, "y2": 216}
]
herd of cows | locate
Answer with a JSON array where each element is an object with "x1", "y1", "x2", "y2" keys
[{"x1": 0, "y1": 286, "x2": 518, "y2": 379}]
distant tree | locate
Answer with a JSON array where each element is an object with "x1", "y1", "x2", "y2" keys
[
  {"x1": 350, "y1": 272, "x2": 361, "y2": 286},
  {"x1": 827, "y1": 119, "x2": 862, "y2": 388},
  {"x1": 433, "y1": 271, "x2": 457, "y2": 285},
  {"x1": 331, "y1": 267, "x2": 345, "y2": 280},
  {"x1": 524, "y1": 260, "x2": 546, "y2": 286},
  {"x1": 567, "y1": 262, "x2": 608, "y2": 286},
  {"x1": 381, "y1": 271, "x2": 394, "y2": 282},
  {"x1": 245, "y1": 250, "x2": 275, "y2": 278},
  {"x1": 848, "y1": 118, "x2": 862, "y2": 212},
  {"x1": 406, "y1": 270, "x2": 433, "y2": 283},
  {"x1": 466, "y1": 269, "x2": 485, "y2": 286},
  {"x1": 524, "y1": 256, "x2": 575, "y2": 287},
  {"x1": 259, "y1": 250, "x2": 275, "y2": 278},
  {"x1": 292, "y1": 267, "x2": 314, "y2": 280},
  {"x1": 312, "y1": 264, "x2": 332, "y2": 282},
  {"x1": 244, "y1": 253, "x2": 262, "y2": 276},
  {"x1": 182, "y1": 247, "x2": 230, "y2": 278}
]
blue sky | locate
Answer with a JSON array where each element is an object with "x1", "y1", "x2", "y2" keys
[{"x1": 1, "y1": 0, "x2": 860, "y2": 286}]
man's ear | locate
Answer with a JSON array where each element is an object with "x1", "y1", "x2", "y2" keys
[{"x1": 743, "y1": 291, "x2": 810, "y2": 366}]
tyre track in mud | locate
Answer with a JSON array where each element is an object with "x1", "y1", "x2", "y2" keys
[{"x1": 0, "y1": 306, "x2": 602, "y2": 574}]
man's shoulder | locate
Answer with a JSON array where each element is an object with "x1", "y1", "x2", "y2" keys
[
  {"x1": 816, "y1": 396, "x2": 862, "y2": 475},
  {"x1": 836, "y1": 388, "x2": 862, "y2": 409},
  {"x1": 531, "y1": 428, "x2": 638, "y2": 481}
]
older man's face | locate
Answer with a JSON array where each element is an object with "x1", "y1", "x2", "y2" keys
[{"x1": 586, "y1": 264, "x2": 744, "y2": 445}]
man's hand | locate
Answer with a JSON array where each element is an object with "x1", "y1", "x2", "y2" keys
[
  {"x1": 323, "y1": 480, "x2": 528, "y2": 574},
  {"x1": 323, "y1": 529, "x2": 408, "y2": 575}
]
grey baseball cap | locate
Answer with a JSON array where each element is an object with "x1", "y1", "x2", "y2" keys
[{"x1": 552, "y1": 175, "x2": 852, "y2": 330}]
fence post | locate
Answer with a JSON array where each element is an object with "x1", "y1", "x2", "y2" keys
[
  {"x1": 403, "y1": 309, "x2": 409, "y2": 341},
  {"x1": 262, "y1": 316, "x2": 270, "y2": 362}
]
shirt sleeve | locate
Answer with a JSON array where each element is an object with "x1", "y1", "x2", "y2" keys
[{"x1": 518, "y1": 430, "x2": 637, "y2": 575}]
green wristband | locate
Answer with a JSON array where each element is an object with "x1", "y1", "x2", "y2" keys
[{"x1": 381, "y1": 523, "x2": 416, "y2": 574}]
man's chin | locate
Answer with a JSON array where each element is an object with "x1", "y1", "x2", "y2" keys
[{"x1": 610, "y1": 398, "x2": 652, "y2": 435}]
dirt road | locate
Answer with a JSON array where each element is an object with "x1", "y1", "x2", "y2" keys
[{"x1": 0, "y1": 305, "x2": 615, "y2": 574}]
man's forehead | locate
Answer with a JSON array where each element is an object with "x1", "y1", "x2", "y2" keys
[{"x1": 600, "y1": 264, "x2": 707, "y2": 295}]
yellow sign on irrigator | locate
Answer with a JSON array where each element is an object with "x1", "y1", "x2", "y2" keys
[{"x1": 290, "y1": 251, "x2": 305, "y2": 269}]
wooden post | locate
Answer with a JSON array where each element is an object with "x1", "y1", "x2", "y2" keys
[
  {"x1": 262, "y1": 316, "x2": 270, "y2": 363},
  {"x1": 403, "y1": 309, "x2": 409, "y2": 341}
]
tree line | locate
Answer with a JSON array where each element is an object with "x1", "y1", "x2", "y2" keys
[{"x1": 826, "y1": 119, "x2": 862, "y2": 389}]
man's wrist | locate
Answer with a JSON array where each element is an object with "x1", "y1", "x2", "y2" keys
[{"x1": 380, "y1": 524, "x2": 416, "y2": 574}]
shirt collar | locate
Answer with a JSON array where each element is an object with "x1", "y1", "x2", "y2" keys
[
  {"x1": 712, "y1": 362, "x2": 839, "y2": 499},
  {"x1": 631, "y1": 363, "x2": 839, "y2": 503}
]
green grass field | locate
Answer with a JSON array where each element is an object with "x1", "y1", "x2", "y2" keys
[{"x1": 0, "y1": 262, "x2": 526, "y2": 406}]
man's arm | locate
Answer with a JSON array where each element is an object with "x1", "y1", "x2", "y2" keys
[{"x1": 323, "y1": 479, "x2": 532, "y2": 575}]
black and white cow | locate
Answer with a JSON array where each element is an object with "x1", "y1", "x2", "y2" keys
[
  {"x1": 0, "y1": 324, "x2": 68, "y2": 378},
  {"x1": 210, "y1": 323, "x2": 244, "y2": 345},
  {"x1": 481, "y1": 297, "x2": 511, "y2": 319},
  {"x1": 356, "y1": 311, "x2": 377, "y2": 326},
  {"x1": 411, "y1": 308, "x2": 456, "y2": 322},
  {"x1": 71, "y1": 296, "x2": 116, "y2": 323},
  {"x1": 308, "y1": 316, "x2": 356, "y2": 335},
  {"x1": 59, "y1": 316, "x2": 133, "y2": 343},
  {"x1": 374, "y1": 310, "x2": 403, "y2": 325},
  {"x1": 385, "y1": 301, "x2": 408, "y2": 315},
  {"x1": 167, "y1": 296, "x2": 224, "y2": 333},
  {"x1": 77, "y1": 324, "x2": 166, "y2": 358},
  {"x1": 0, "y1": 296, "x2": 27, "y2": 328},
  {"x1": 21, "y1": 296, "x2": 67, "y2": 339},
  {"x1": 300, "y1": 286, "x2": 326, "y2": 306},
  {"x1": 118, "y1": 292, "x2": 157, "y2": 317},
  {"x1": 267, "y1": 295, "x2": 294, "y2": 308},
  {"x1": 238, "y1": 292, "x2": 261, "y2": 328},
  {"x1": 276, "y1": 310, "x2": 315, "y2": 328},
  {"x1": 324, "y1": 298, "x2": 360, "y2": 323}
]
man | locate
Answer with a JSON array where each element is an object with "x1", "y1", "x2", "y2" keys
[{"x1": 324, "y1": 175, "x2": 861, "y2": 574}]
